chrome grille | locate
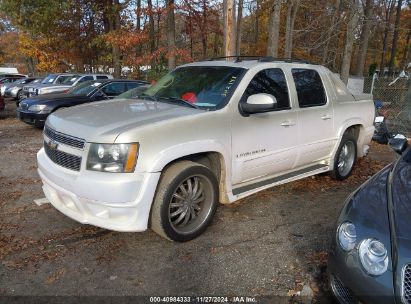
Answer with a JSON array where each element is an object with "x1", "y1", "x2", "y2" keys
[
  {"x1": 44, "y1": 125, "x2": 85, "y2": 149},
  {"x1": 330, "y1": 275, "x2": 357, "y2": 304},
  {"x1": 403, "y1": 264, "x2": 411, "y2": 304},
  {"x1": 44, "y1": 141, "x2": 82, "y2": 171}
]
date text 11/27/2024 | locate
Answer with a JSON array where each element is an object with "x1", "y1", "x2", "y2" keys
[{"x1": 149, "y1": 296, "x2": 257, "y2": 303}]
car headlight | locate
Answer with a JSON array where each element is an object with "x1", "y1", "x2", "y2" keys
[
  {"x1": 87, "y1": 143, "x2": 139, "y2": 173},
  {"x1": 337, "y1": 222, "x2": 357, "y2": 251},
  {"x1": 358, "y1": 238, "x2": 389, "y2": 276},
  {"x1": 28, "y1": 104, "x2": 48, "y2": 112}
]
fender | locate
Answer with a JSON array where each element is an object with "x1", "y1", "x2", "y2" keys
[
  {"x1": 336, "y1": 117, "x2": 366, "y2": 139},
  {"x1": 329, "y1": 118, "x2": 371, "y2": 170},
  {"x1": 148, "y1": 139, "x2": 230, "y2": 172},
  {"x1": 147, "y1": 140, "x2": 232, "y2": 196}
]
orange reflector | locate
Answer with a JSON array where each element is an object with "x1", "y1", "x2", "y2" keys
[{"x1": 124, "y1": 143, "x2": 139, "y2": 173}]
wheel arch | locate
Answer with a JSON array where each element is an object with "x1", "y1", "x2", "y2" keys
[
  {"x1": 337, "y1": 121, "x2": 368, "y2": 157},
  {"x1": 151, "y1": 147, "x2": 230, "y2": 204}
]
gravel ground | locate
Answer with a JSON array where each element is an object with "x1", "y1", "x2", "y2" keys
[{"x1": 0, "y1": 98, "x2": 396, "y2": 303}]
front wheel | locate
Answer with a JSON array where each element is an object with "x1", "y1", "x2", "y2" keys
[
  {"x1": 17, "y1": 90, "x2": 23, "y2": 101},
  {"x1": 150, "y1": 161, "x2": 218, "y2": 242},
  {"x1": 330, "y1": 134, "x2": 357, "y2": 180}
]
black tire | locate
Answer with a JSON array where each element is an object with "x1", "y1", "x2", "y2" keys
[
  {"x1": 150, "y1": 160, "x2": 219, "y2": 242},
  {"x1": 17, "y1": 90, "x2": 23, "y2": 101},
  {"x1": 330, "y1": 133, "x2": 357, "y2": 180}
]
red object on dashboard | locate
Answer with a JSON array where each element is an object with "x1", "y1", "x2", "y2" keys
[{"x1": 181, "y1": 92, "x2": 197, "y2": 103}]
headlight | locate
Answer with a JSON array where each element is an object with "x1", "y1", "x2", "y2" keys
[
  {"x1": 359, "y1": 238, "x2": 389, "y2": 276},
  {"x1": 28, "y1": 104, "x2": 48, "y2": 112},
  {"x1": 337, "y1": 222, "x2": 357, "y2": 251},
  {"x1": 87, "y1": 143, "x2": 139, "y2": 173}
]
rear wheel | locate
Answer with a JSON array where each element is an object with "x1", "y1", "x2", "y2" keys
[
  {"x1": 330, "y1": 134, "x2": 357, "y2": 180},
  {"x1": 150, "y1": 161, "x2": 218, "y2": 242}
]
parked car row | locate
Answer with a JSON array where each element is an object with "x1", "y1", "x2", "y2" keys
[
  {"x1": 4, "y1": 77, "x2": 42, "y2": 100},
  {"x1": 21, "y1": 73, "x2": 113, "y2": 99},
  {"x1": 17, "y1": 79, "x2": 148, "y2": 127},
  {"x1": 0, "y1": 73, "x2": 27, "y2": 96}
]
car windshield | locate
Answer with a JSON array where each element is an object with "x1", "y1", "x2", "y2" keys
[
  {"x1": 41, "y1": 75, "x2": 57, "y2": 84},
  {"x1": 61, "y1": 75, "x2": 81, "y2": 85},
  {"x1": 12, "y1": 78, "x2": 26, "y2": 85},
  {"x1": 68, "y1": 80, "x2": 101, "y2": 96},
  {"x1": 117, "y1": 85, "x2": 149, "y2": 99},
  {"x1": 143, "y1": 66, "x2": 245, "y2": 110}
]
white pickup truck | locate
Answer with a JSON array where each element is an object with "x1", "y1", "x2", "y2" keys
[{"x1": 37, "y1": 58, "x2": 375, "y2": 241}]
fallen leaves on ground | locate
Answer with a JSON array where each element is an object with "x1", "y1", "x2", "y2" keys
[{"x1": 44, "y1": 268, "x2": 66, "y2": 284}]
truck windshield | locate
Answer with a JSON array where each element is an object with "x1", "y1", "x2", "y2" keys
[
  {"x1": 144, "y1": 66, "x2": 245, "y2": 110},
  {"x1": 41, "y1": 75, "x2": 57, "y2": 84}
]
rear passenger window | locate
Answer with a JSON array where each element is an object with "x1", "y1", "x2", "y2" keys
[
  {"x1": 101, "y1": 82, "x2": 126, "y2": 96},
  {"x1": 292, "y1": 69, "x2": 326, "y2": 108},
  {"x1": 126, "y1": 82, "x2": 139, "y2": 90},
  {"x1": 78, "y1": 76, "x2": 94, "y2": 83},
  {"x1": 243, "y1": 68, "x2": 290, "y2": 110},
  {"x1": 96, "y1": 75, "x2": 109, "y2": 80}
]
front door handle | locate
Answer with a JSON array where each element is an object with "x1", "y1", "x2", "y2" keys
[
  {"x1": 281, "y1": 120, "x2": 296, "y2": 127},
  {"x1": 321, "y1": 114, "x2": 332, "y2": 120}
]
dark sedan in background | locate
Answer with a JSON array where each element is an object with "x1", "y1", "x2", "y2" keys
[
  {"x1": 328, "y1": 136, "x2": 410, "y2": 304},
  {"x1": 17, "y1": 79, "x2": 148, "y2": 127}
]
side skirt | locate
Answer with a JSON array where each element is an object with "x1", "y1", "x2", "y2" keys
[{"x1": 232, "y1": 164, "x2": 329, "y2": 196}]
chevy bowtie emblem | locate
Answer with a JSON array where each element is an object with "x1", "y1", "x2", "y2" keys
[{"x1": 48, "y1": 139, "x2": 58, "y2": 150}]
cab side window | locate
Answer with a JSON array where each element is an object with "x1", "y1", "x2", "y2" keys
[
  {"x1": 291, "y1": 69, "x2": 326, "y2": 108},
  {"x1": 243, "y1": 69, "x2": 290, "y2": 110},
  {"x1": 78, "y1": 76, "x2": 94, "y2": 83}
]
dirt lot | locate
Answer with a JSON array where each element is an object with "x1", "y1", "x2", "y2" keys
[{"x1": 0, "y1": 98, "x2": 396, "y2": 302}]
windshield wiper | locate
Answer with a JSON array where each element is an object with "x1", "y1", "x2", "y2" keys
[{"x1": 156, "y1": 97, "x2": 201, "y2": 109}]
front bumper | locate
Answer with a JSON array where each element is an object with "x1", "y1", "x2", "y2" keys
[
  {"x1": 37, "y1": 148, "x2": 160, "y2": 232},
  {"x1": 16, "y1": 109, "x2": 49, "y2": 127},
  {"x1": 328, "y1": 240, "x2": 396, "y2": 304}
]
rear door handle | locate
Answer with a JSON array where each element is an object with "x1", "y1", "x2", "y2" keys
[
  {"x1": 321, "y1": 114, "x2": 332, "y2": 120},
  {"x1": 280, "y1": 120, "x2": 296, "y2": 127}
]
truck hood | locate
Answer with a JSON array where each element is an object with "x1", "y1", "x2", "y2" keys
[{"x1": 46, "y1": 98, "x2": 203, "y2": 143}]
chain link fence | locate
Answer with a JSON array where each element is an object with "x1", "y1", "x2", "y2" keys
[{"x1": 364, "y1": 76, "x2": 411, "y2": 137}]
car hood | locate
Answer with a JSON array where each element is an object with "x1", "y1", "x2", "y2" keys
[
  {"x1": 22, "y1": 94, "x2": 89, "y2": 106},
  {"x1": 41, "y1": 84, "x2": 71, "y2": 89},
  {"x1": 46, "y1": 98, "x2": 203, "y2": 143},
  {"x1": 24, "y1": 83, "x2": 55, "y2": 89},
  {"x1": 391, "y1": 147, "x2": 411, "y2": 240},
  {"x1": 343, "y1": 164, "x2": 393, "y2": 248},
  {"x1": 5, "y1": 83, "x2": 23, "y2": 90}
]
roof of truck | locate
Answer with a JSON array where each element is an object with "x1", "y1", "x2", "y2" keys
[{"x1": 181, "y1": 56, "x2": 321, "y2": 70}]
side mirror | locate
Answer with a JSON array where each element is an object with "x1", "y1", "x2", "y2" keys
[
  {"x1": 241, "y1": 93, "x2": 277, "y2": 114},
  {"x1": 389, "y1": 135, "x2": 408, "y2": 155}
]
